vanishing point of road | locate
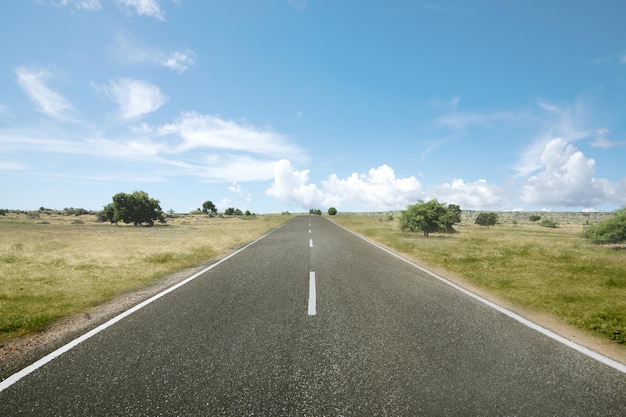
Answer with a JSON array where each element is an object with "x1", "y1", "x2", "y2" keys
[{"x1": 1, "y1": 215, "x2": 625, "y2": 416}]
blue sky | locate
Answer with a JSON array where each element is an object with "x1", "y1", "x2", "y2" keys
[{"x1": 1, "y1": 0, "x2": 625, "y2": 214}]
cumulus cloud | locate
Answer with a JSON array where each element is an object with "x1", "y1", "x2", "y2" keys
[
  {"x1": 428, "y1": 178, "x2": 503, "y2": 209},
  {"x1": 100, "y1": 78, "x2": 168, "y2": 119},
  {"x1": 15, "y1": 66, "x2": 73, "y2": 119},
  {"x1": 266, "y1": 160, "x2": 422, "y2": 211},
  {"x1": 520, "y1": 138, "x2": 617, "y2": 208}
]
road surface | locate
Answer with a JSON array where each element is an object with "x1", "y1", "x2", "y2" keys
[{"x1": 1, "y1": 215, "x2": 625, "y2": 416}]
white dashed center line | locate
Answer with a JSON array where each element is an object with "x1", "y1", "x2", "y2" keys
[{"x1": 308, "y1": 271, "x2": 316, "y2": 316}]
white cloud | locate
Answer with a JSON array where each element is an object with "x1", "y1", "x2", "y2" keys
[
  {"x1": 0, "y1": 161, "x2": 29, "y2": 171},
  {"x1": 111, "y1": 34, "x2": 196, "y2": 73},
  {"x1": 428, "y1": 178, "x2": 503, "y2": 209},
  {"x1": 520, "y1": 138, "x2": 618, "y2": 208},
  {"x1": 288, "y1": 0, "x2": 307, "y2": 10},
  {"x1": 229, "y1": 182, "x2": 252, "y2": 203},
  {"x1": 266, "y1": 160, "x2": 422, "y2": 211},
  {"x1": 15, "y1": 66, "x2": 73, "y2": 119},
  {"x1": 48, "y1": 0, "x2": 102, "y2": 11},
  {"x1": 163, "y1": 49, "x2": 196, "y2": 73},
  {"x1": 591, "y1": 127, "x2": 626, "y2": 148},
  {"x1": 158, "y1": 112, "x2": 303, "y2": 159},
  {"x1": 100, "y1": 78, "x2": 168, "y2": 119},
  {"x1": 115, "y1": 0, "x2": 164, "y2": 20},
  {"x1": 266, "y1": 160, "x2": 329, "y2": 208}
]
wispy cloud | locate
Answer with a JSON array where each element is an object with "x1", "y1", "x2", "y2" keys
[
  {"x1": 288, "y1": 0, "x2": 307, "y2": 10},
  {"x1": 47, "y1": 0, "x2": 164, "y2": 20},
  {"x1": 0, "y1": 161, "x2": 29, "y2": 171},
  {"x1": 98, "y1": 78, "x2": 168, "y2": 119},
  {"x1": 163, "y1": 49, "x2": 196, "y2": 73},
  {"x1": 111, "y1": 33, "x2": 196, "y2": 73},
  {"x1": 591, "y1": 127, "x2": 626, "y2": 148},
  {"x1": 47, "y1": 0, "x2": 103, "y2": 12},
  {"x1": 15, "y1": 66, "x2": 74, "y2": 120},
  {"x1": 157, "y1": 112, "x2": 304, "y2": 159},
  {"x1": 115, "y1": 0, "x2": 164, "y2": 21}
]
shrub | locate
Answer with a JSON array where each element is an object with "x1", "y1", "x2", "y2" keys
[
  {"x1": 328, "y1": 207, "x2": 338, "y2": 215},
  {"x1": 584, "y1": 208, "x2": 626, "y2": 244},
  {"x1": 540, "y1": 219, "x2": 559, "y2": 228}
]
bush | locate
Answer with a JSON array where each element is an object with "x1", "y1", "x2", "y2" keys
[
  {"x1": 328, "y1": 207, "x2": 338, "y2": 215},
  {"x1": 540, "y1": 219, "x2": 559, "y2": 228},
  {"x1": 584, "y1": 208, "x2": 626, "y2": 244}
]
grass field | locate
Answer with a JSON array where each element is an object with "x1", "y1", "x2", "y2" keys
[
  {"x1": 2, "y1": 210, "x2": 625, "y2": 350},
  {"x1": 0, "y1": 212, "x2": 291, "y2": 341},
  {"x1": 332, "y1": 213, "x2": 626, "y2": 346}
]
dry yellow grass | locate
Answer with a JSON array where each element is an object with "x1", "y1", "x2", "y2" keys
[{"x1": 0, "y1": 212, "x2": 291, "y2": 340}]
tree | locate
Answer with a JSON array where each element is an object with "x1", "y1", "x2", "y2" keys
[
  {"x1": 102, "y1": 191, "x2": 166, "y2": 226},
  {"x1": 328, "y1": 207, "x2": 338, "y2": 215},
  {"x1": 309, "y1": 209, "x2": 322, "y2": 215},
  {"x1": 583, "y1": 208, "x2": 626, "y2": 244},
  {"x1": 475, "y1": 212, "x2": 498, "y2": 228},
  {"x1": 400, "y1": 199, "x2": 461, "y2": 237},
  {"x1": 202, "y1": 200, "x2": 217, "y2": 214},
  {"x1": 529, "y1": 214, "x2": 542, "y2": 223}
]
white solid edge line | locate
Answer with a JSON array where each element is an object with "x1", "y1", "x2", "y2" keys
[
  {"x1": 0, "y1": 221, "x2": 290, "y2": 393},
  {"x1": 308, "y1": 271, "x2": 317, "y2": 316},
  {"x1": 330, "y1": 218, "x2": 626, "y2": 375}
]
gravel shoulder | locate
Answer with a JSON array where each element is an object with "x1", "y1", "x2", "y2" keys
[{"x1": 2, "y1": 248, "x2": 624, "y2": 381}]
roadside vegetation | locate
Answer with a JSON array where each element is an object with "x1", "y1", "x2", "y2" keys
[
  {"x1": 333, "y1": 209, "x2": 626, "y2": 346},
  {"x1": 0, "y1": 211, "x2": 291, "y2": 341}
]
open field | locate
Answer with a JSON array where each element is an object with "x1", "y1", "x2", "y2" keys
[
  {"x1": 0, "y1": 212, "x2": 291, "y2": 342},
  {"x1": 332, "y1": 212, "x2": 626, "y2": 348}
]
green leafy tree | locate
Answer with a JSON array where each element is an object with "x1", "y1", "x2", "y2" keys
[
  {"x1": 529, "y1": 214, "x2": 542, "y2": 223},
  {"x1": 475, "y1": 212, "x2": 498, "y2": 228},
  {"x1": 328, "y1": 207, "x2": 338, "y2": 215},
  {"x1": 202, "y1": 200, "x2": 217, "y2": 214},
  {"x1": 584, "y1": 208, "x2": 626, "y2": 244},
  {"x1": 103, "y1": 191, "x2": 166, "y2": 226},
  {"x1": 400, "y1": 199, "x2": 461, "y2": 237},
  {"x1": 309, "y1": 208, "x2": 322, "y2": 215}
]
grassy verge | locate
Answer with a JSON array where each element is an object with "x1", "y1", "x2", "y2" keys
[
  {"x1": 332, "y1": 214, "x2": 626, "y2": 346},
  {"x1": 0, "y1": 213, "x2": 291, "y2": 341}
]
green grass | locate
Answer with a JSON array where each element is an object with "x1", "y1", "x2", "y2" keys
[
  {"x1": 333, "y1": 214, "x2": 626, "y2": 345},
  {"x1": 0, "y1": 212, "x2": 291, "y2": 341}
]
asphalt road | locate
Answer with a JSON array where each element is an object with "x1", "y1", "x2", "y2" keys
[{"x1": 1, "y1": 215, "x2": 625, "y2": 416}]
